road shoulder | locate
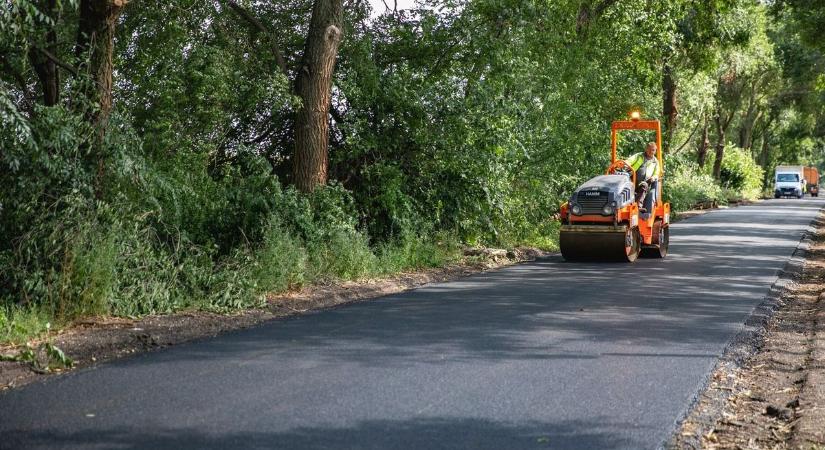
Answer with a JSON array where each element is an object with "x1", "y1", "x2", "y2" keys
[{"x1": 672, "y1": 210, "x2": 825, "y2": 449}]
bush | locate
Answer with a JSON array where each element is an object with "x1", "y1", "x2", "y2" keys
[
  {"x1": 664, "y1": 158, "x2": 724, "y2": 211},
  {"x1": 0, "y1": 91, "x2": 516, "y2": 344},
  {"x1": 718, "y1": 146, "x2": 764, "y2": 200},
  {"x1": 245, "y1": 220, "x2": 308, "y2": 294},
  {"x1": 376, "y1": 231, "x2": 461, "y2": 273},
  {"x1": 702, "y1": 145, "x2": 764, "y2": 200},
  {"x1": 0, "y1": 141, "x2": 466, "y2": 341}
]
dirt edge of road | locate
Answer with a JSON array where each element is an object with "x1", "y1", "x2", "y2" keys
[
  {"x1": 670, "y1": 208, "x2": 825, "y2": 449},
  {"x1": 0, "y1": 248, "x2": 548, "y2": 392}
]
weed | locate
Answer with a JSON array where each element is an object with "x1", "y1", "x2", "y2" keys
[
  {"x1": 0, "y1": 321, "x2": 74, "y2": 373},
  {"x1": 0, "y1": 342, "x2": 74, "y2": 373}
]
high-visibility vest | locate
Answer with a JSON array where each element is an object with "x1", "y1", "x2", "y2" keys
[{"x1": 627, "y1": 152, "x2": 660, "y2": 180}]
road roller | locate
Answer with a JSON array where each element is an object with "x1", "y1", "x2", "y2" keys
[{"x1": 559, "y1": 113, "x2": 671, "y2": 262}]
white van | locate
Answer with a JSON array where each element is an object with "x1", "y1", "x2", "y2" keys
[{"x1": 774, "y1": 165, "x2": 805, "y2": 199}]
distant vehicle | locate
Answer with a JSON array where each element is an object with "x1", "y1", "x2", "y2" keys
[
  {"x1": 774, "y1": 165, "x2": 805, "y2": 199},
  {"x1": 804, "y1": 166, "x2": 819, "y2": 197}
]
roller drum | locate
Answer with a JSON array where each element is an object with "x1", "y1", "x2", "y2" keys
[{"x1": 560, "y1": 227, "x2": 640, "y2": 262}]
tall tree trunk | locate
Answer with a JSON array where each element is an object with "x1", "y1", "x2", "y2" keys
[
  {"x1": 713, "y1": 112, "x2": 727, "y2": 180},
  {"x1": 292, "y1": 0, "x2": 343, "y2": 193},
  {"x1": 760, "y1": 132, "x2": 772, "y2": 187},
  {"x1": 662, "y1": 62, "x2": 677, "y2": 153},
  {"x1": 76, "y1": 0, "x2": 127, "y2": 146},
  {"x1": 28, "y1": 0, "x2": 60, "y2": 106},
  {"x1": 75, "y1": 0, "x2": 127, "y2": 198},
  {"x1": 697, "y1": 116, "x2": 710, "y2": 168},
  {"x1": 738, "y1": 110, "x2": 761, "y2": 151},
  {"x1": 737, "y1": 73, "x2": 764, "y2": 152},
  {"x1": 738, "y1": 114, "x2": 749, "y2": 149}
]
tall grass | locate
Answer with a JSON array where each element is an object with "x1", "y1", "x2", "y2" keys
[
  {"x1": 0, "y1": 202, "x2": 461, "y2": 345},
  {"x1": 665, "y1": 163, "x2": 724, "y2": 212}
]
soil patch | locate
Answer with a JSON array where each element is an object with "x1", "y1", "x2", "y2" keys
[
  {"x1": 0, "y1": 248, "x2": 547, "y2": 391},
  {"x1": 672, "y1": 211, "x2": 825, "y2": 449}
]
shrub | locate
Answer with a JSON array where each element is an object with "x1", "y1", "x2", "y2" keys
[
  {"x1": 664, "y1": 158, "x2": 723, "y2": 211},
  {"x1": 376, "y1": 231, "x2": 461, "y2": 273},
  {"x1": 701, "y1": 145, "x2": 764, "y2": 201},
  {"x1": 718, "y1": 146, "x2": 764, "y2": 200},
  {"x1": 246, "y1": 220, "x2": 307, "y2": 294}
]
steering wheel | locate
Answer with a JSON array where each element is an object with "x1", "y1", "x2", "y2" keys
[{"x1": 607, "y1": 160, "x2": 636, "y2": 186}]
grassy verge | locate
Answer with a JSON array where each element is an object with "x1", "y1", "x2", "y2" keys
[{"x1": 0, "y1": 224, "x2": 465, "y2": 347}]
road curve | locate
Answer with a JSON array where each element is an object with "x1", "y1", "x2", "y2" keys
[{"x1": 1, "y1": 198, "x2": 822, "y2": 450}]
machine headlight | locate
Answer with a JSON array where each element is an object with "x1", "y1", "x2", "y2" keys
[
  {"x1": 602, "y1": 205, "x2": 614, "y2": 215},
  {"x1": 571, "y1": 204, "x2": 582, "y2": 215}
]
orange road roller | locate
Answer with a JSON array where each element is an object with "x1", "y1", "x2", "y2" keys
[{"x1": 559, "y1": 113, "x2": 671, "y2": 262}]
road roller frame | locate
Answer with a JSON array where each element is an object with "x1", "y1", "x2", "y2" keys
[{"x1": 558, "y1": 114, "x2": 671, "y2": 262}]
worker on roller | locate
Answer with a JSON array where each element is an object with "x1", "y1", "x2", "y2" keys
[{"x1": 627, "y1": 142, "x2": 660, "y2": 212}]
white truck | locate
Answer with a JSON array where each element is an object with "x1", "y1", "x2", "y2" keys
[{"x1": 774, "y1": 165, "x2": 806, "y2": 198}]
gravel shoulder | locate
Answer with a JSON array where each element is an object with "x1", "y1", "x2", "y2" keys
[{"x1": 672, "y1": 210, "x2": 825, "y2": 449}]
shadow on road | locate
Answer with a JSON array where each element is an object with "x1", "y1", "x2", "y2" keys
[
  {"x1": 0, "y1": 416, "x2": 638, "y2": 450},
  {"x1": 99, "y1": 204, "x2": 810, "y2": 371}
]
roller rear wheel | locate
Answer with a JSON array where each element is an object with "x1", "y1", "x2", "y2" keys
[{"x1": 641, "y1": 220, "x2": 669, "y2": 258}]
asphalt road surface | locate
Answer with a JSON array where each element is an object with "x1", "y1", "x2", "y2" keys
[{"x1": 1, "y1": 198, "x2": 823, "y2": 450}]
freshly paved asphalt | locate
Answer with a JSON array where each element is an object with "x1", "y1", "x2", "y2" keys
[{"x1": 1, "y1": 199, "x2": 822, "y2": 450}]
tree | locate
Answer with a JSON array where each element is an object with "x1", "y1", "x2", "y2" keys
[
  {"x1": 661, "y1": 0, "x2": 742, "y2": 153},
  {"x1": 782, "y1": 0, "x2": 825, "y2": 51},
  {"x1": 225, "y1": 0, "x2": 343, "y2": 192},
  {"x1": 76, "y1": 0, "x2": 128, "y2": 145},
  {"x1": 712, "y1": 95, "x2": 738, "y2": 179},
  {"x1": 28, "y1": 0, "x2": 60, "y2": 106},
  {"x1": 662, "y1": 62, "x2": 678, "y2": 152},
  {"x1": 697, "y1": 113, "x2": 711, "y2": 167},
  {"x1": 292, "y1": 0, "x2": 343, "y2": 192}
]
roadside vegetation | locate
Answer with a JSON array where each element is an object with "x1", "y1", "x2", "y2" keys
[{"x1": 1, "y1": 0, "x2": 824, "y2": 345}]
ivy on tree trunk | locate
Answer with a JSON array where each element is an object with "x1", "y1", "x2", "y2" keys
[
  {"x1": 76, "y1": 0, "x2": 128, "y2": 147},
  {"x1": 75, "y1": 0, "x2": 128, "y2": 198}
]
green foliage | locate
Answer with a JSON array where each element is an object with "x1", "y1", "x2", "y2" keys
[
  {"x1": 665, "y1": 157, "x2": 724, "y2": 211},
  {"x1": 700, "y1": 145, "x2": 765, "y2": 200},
  {"x1": 376, "y1": 232, "x2": 461, "y2": 274},
  {"x1": 0, "y1": 112, "x2": 460, "y2": 340},
  {"x1": 243, "y1": 220, "x2": 308, "y2": 295},
  {"x1": 717, "y1": 146, "x2": 765, "y2": 199}
]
